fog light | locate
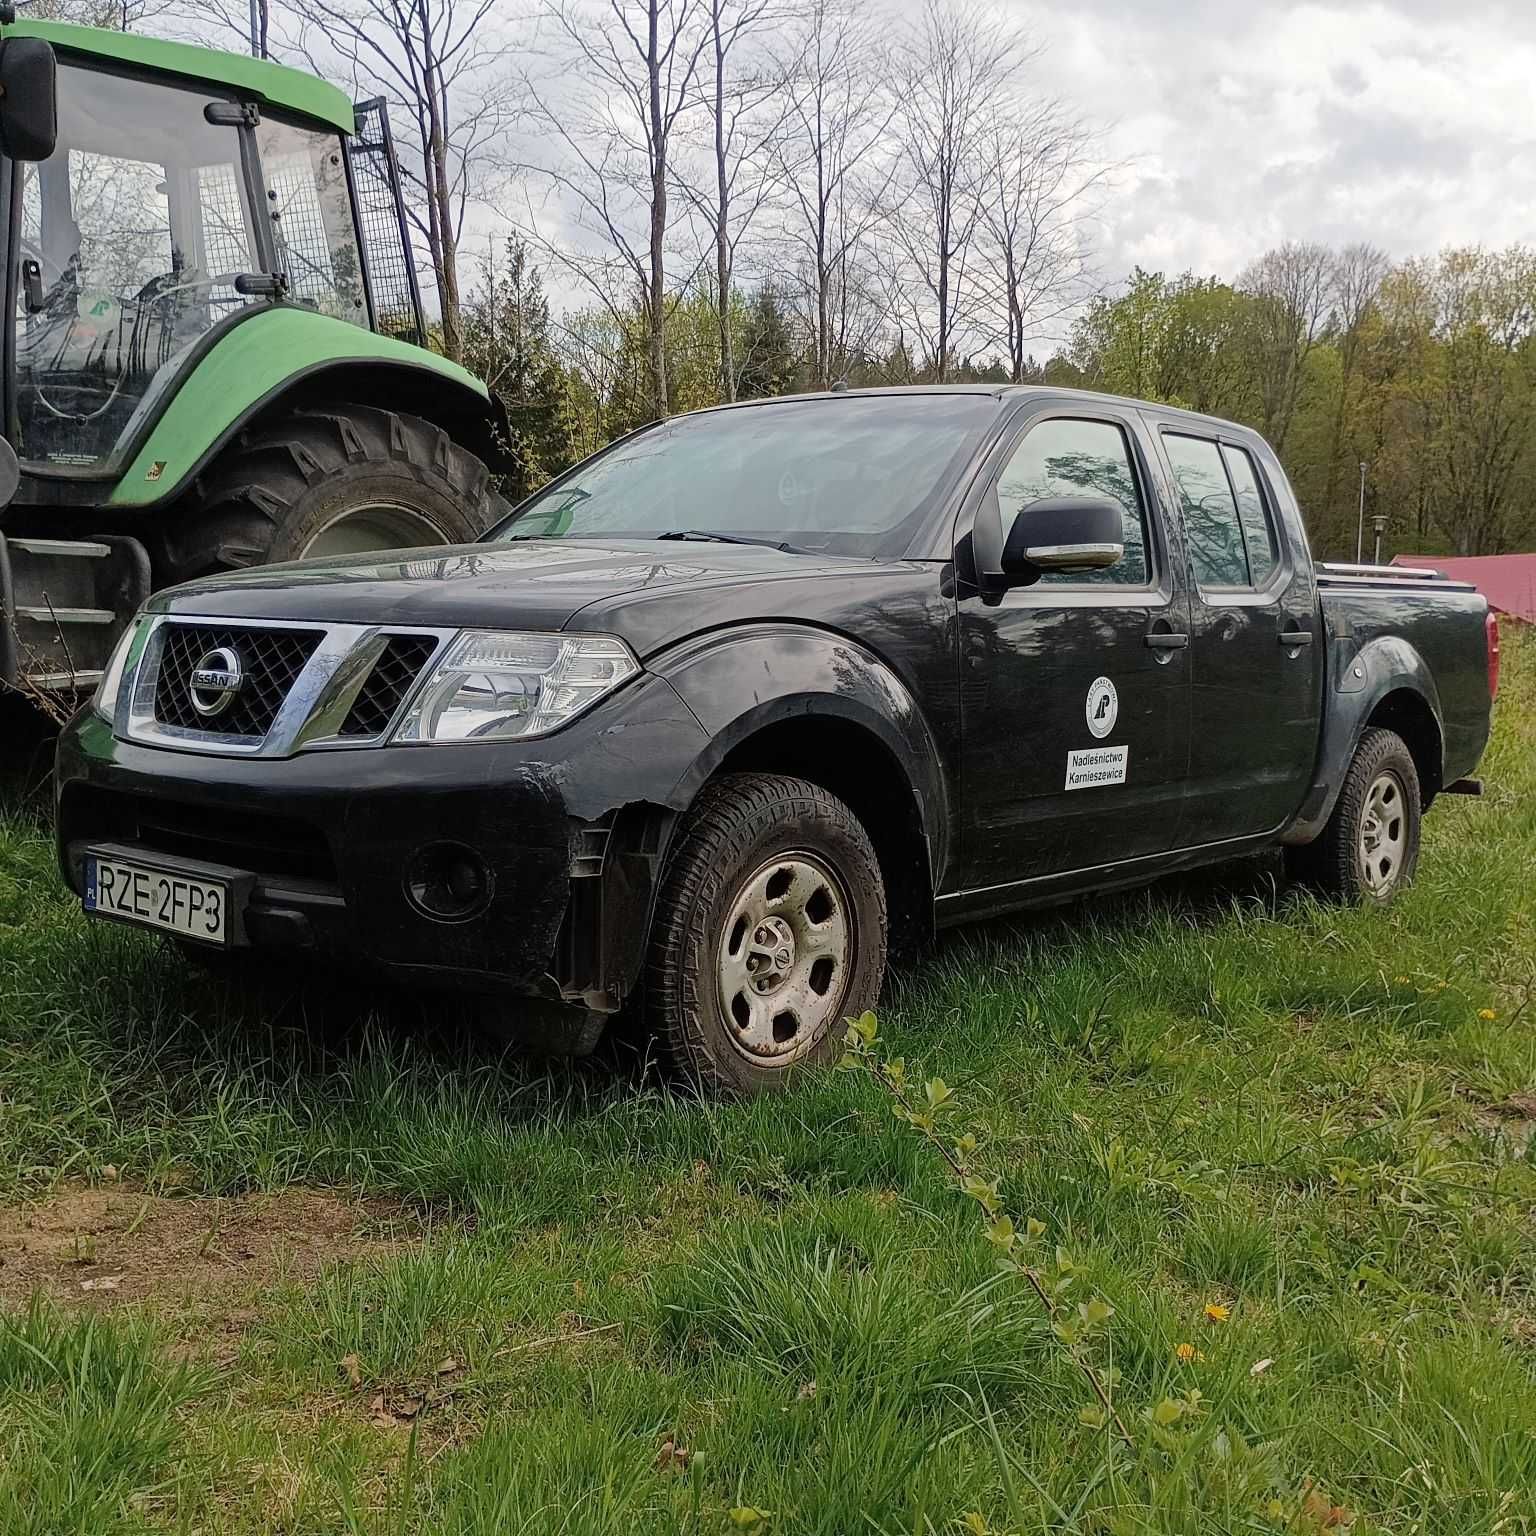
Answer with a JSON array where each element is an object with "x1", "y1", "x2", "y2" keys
[{"x1": 405, "y1": 842, "x2": 493, "y2": 921}]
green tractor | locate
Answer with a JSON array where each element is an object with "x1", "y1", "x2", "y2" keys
[{"x1": 0, "y1": 16, "x2": 507, "y2": 698}]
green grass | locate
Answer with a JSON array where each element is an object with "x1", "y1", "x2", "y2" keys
[{"x1": 1, "y1": 631, "x2": 1534, "y2": 1533}]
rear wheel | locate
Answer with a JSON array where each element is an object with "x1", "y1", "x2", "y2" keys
[
  {"x1": 1288, "y1": 727, "x2": 1421, "y2": 904},
  {"x1": 158, "y1": 403, "x2": 500, "y2": 583},
  {"x1": 645, "y1": 773, "x2": 887, "y2": 1095}
]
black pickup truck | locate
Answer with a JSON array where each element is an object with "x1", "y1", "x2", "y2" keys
[{"x1": 55, "y1": 387, "x2": 1498, "y2": 1092}]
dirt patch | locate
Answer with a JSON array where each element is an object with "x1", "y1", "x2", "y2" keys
[
  {"x1": 1475, "y1": 1091, "x2": 1536, "y2": 1155},
  {"x1": 0, "y1": 1183, "x2": 416, "y2": 1342}
]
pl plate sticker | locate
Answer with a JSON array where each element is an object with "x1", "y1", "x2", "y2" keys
[{"x1": 1085, "y1": 675, "x2": 1118, "y2": 739}]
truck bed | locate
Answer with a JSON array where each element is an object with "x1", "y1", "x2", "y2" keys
[{"x1": 1315, "y1": 560, "x2": 1491, "y2": 799}]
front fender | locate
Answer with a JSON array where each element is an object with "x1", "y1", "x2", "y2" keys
[
  {"x1": 1282, "y1": 633, "x2": 1443, "y2": 844},
  {"x1": 655, "y1": 623, "x2": 951, "y2": 885},
  {"x1": 110, "y1": 308, "x2": 497, "y2": 509}
]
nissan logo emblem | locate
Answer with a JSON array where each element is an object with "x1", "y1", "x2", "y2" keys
[{"x1": 188, "y1": 645, "x2": 244, "y2": 719}]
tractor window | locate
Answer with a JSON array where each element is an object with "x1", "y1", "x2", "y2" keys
[
  {"x1": 14, "y1": 62, "x2": 264, "y2": 473},
  {"x1": 256, "y1": 116, "x2": 367, "y2": 326}
]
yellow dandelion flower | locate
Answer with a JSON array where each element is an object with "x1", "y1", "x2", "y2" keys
[
  {"x1": 1478, "y1": 1008, "x2": 1497, "y2": 1021},
  {"x1": 1203, "y1": 1303, "x2": 1231, "y2": 1324},
  {"x1": 1174, "y1": 1342, "x2": 1204, "y2": 1363}
]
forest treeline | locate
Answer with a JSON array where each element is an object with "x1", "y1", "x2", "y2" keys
[
  {"x1": 41, "y1": 0, "x2": 1536, "y2": 560},
  {"x1": 465, "y1": 237, "x2": 1536, "y2": 561}
]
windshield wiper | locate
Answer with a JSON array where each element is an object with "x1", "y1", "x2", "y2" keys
[{"x1": 656, "y1": 530, "x2": 809, "y2": 554}]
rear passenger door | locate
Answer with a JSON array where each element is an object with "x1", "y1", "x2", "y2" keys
[
  {"x1": 1154, "y1": 426, "x2": 1323, "y2": 845},
  {"x1": 955, "y1": 407, "x2": 1191, "y2": 893}
]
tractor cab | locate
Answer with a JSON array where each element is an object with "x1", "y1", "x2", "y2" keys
[
  {"x1": 2, "y1": 21, "x2": 422, "y2": 480},
  {"x1": 0, "y1": 22, "x2": 502, "y2": 703}
]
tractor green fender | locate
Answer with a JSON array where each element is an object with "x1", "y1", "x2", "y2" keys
[{"x1": 110, "y1": 308, "x2": 508, "y2": 509}]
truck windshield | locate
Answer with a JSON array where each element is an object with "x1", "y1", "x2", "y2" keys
[
  {"x1": 14, "y1": 62, "x2": 265, "y2": 472},
  {"x1": 491, "y1": 394, "x2": 1001, "y2": 558}
]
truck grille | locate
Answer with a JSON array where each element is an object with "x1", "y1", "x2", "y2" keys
[
  {"x1": 339, "y1": 633, "x2": 437, "y2": 736},
  {"x1": 154, "y1": 623, "x2": 324, "y2": 739}
]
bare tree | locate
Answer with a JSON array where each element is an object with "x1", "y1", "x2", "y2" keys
[
  {"x1": 980, "y1": 102, "x2": 1102, "y2": 383},
  {"x1": 524, "y1": 0, "x2": 710, "y2": 418},
  {"x1": 26, "y1": 0, "x2": 179, "y2": 27},
  {"x1": 885, "y1": 0, "x2": 1028, "y2": 381},
  {"x1": 770, "y1": 0, "x2": 895, "y2": 389},
  {"x1": 279, "y1": 0, "x2": 517, "y2": 362},
  {"x1": 1239, "y1": 240, "x2": 1333, "y2": 454},
  {"x1": 677, "y1": 0, "x2": 787, "y2": 401}
]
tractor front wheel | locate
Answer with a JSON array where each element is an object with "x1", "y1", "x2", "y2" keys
[{"x1": 159, "y1": 403, "x2": 500, "y2": 582}]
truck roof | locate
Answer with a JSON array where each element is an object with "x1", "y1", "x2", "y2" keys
[
  {"x1": 5, "y1": 19, "x2": 355, "y2": 136},
  {"x1": 691, "y1": 383, "x2": 1275, "y2": 444}
]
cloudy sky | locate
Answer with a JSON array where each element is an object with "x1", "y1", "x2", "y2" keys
[{"x1": 1022, "y1": 0, "x2": 1536, "y2": 283}]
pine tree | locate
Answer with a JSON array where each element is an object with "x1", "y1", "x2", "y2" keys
[
  {"x1": 737, "y1": 286, "x2": 799, "y2": 399},
  {"x1": 461, "y1": 239, "x2": 580, "y2": 503}
]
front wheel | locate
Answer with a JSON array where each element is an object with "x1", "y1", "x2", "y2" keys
[
  {"x1": 645, "y1": 773, "x2": 887, "y2": 1095},
  {"x1": 1288, "y1": 726, "x2": 1422, "y2": 904}
]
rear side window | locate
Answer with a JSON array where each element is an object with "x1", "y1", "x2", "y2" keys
[
  {"x1": 995, "y1": 418, "x2": 1149, "y2": 585},
  {"x1": 1163, "y1": 434, "x2": 1249, "y2": 587},
  {"x1": 1221, "y1": 445, "x2": 1280, "y2": 586}
]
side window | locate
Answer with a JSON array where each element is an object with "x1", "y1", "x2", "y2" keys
[
  {"x1": 1221, "y1": 445, "x2": 1280, "y2": 586},
  {"x1": 995, "y1": 417, "x2": 1149, "y2": 585},
  {"x1": 1164, "y1": 434, "x2": 1249, "y2": 587}
]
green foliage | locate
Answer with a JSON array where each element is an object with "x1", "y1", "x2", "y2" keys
[
  {"x1": 0, "y1": 1302, "x2": 208, "y2": 1533},
  {"x1": 1069, "y1": 245, "x2": 1536, "y2": 558}
]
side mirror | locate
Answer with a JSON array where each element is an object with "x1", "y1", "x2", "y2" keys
[
  {"x1": 0, "y1": 36, "x2": 58, "y2": 163},
  {"x1": 0, "y1": 437, "x2": 18, "y2": 511},
  {"x1": 1001, "y1": 496, "x2": 1124, "y2": 577}
]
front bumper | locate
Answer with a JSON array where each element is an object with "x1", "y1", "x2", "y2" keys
[{"x1": 55, "y1": 672, "x2": 710, "y2": 1016}]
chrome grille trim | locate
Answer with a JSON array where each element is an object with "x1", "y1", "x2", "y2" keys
[{"x1": 119, "y1": 614, "x2": 453, "y2": 757}]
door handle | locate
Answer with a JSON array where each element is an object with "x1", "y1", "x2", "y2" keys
[
  {"x1": 1278, "y1": 628, "x2": 1314, "y2": 647},
  {"x1": 1144, "y1": 632, "x2": 1189, "y2": 650}
]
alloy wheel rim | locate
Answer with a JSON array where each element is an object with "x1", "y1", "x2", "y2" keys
[
  {"x1": 1358, "y1": 769, "x2": 1408, "y2": 896},
  {"x1": 716, "y1": 851, "x2": 854, "y2": 1065},
  {"x1": 300, "y1": 501, "x2": 449, "y2": 558}
]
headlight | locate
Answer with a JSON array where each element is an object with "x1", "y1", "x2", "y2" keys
[
  {"x1": 92, "y1": 619, "x2": 142, "y2": 724},
  {"x1": 393, "y1": 630, "x2": 640, "y2": 743}
]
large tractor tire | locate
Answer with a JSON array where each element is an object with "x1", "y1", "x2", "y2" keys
[{"x1": 159, "y1": 403, "x2": 500, "y2": 582}]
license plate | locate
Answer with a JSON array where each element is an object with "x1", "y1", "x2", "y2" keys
[{"x1": 84, "y1": 853, "x2": 229, "y2": 945}]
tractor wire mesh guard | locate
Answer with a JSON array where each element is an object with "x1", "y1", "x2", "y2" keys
[
  {"x1": 338, "y1": 634, "x2": 439, "y2": 737},
  {"x1": 153, "y1": 625, "x2": 324, "y2": 740},
  {"x1": 349, "y1": 99, "x2": 426, "y2": 346},
  {"x1": 266, "y1": 161, "x2": 365, "y2": 323}
]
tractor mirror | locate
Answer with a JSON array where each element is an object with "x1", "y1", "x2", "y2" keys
[
  {"x1": 0, "y1": 437, "x2": 19, "y2": 511},
  {"x1": 0, "y1": 36, "x2": 58, "y2": 162}
]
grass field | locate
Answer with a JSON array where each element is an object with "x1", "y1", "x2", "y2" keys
[{"x1": 1, "y1": 631, "x2": 1533, "y2": 1535}]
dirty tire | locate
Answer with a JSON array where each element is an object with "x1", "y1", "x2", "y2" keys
[
  {"x1": 158, "y1": 403, "x2": 498, "y2": 582},
  {"x1": 1287, "y1": 726, "x2": 1421, "y2": 905},
  {"x1": 645, "y1": 772, "x2": 887, "y2": 1096}
]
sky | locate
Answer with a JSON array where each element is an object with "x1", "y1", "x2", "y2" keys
[
  {"x1": 1019, "y1": 0, "x2": 1536, "y2": 284},
  {"x1": 182, "y1": 0, "x2": 1536, "y2": 331}
]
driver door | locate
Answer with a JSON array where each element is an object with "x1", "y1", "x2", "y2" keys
[{"x1": 955, "y1": 405, "x2": 1192, "y2": 894}]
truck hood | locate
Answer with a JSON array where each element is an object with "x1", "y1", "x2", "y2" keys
[{"x1": 155, "y1": 538, "x2": 879, "y2": 657}]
